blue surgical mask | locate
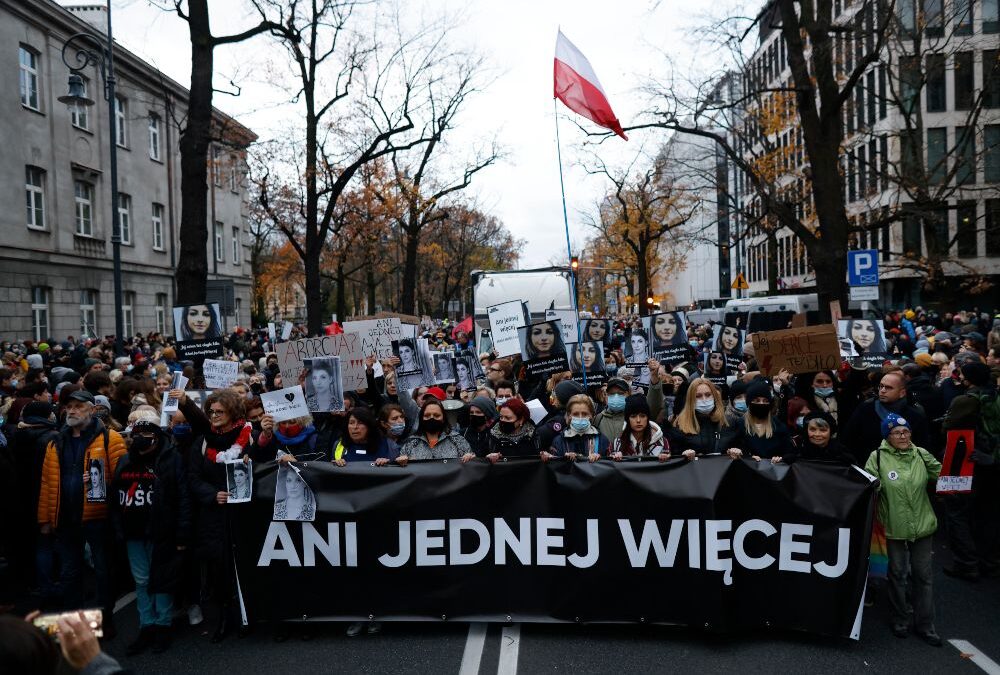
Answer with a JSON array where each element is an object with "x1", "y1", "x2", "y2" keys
[
  {"x1": 607, "y1": 394, "x2": 626, "y2": 413},
  {"x1": 814, "y1": 387, "x2": 834, "y2": 398},
  {"x1": 570, "y1": 417, "x2": 591, "y2": 432},
  {"x1": 689, "y1": 340, "x2": 699, "y2": 348},
  {"x1": 389, "y1": 422, "x2": 406, "y2": 436},
  {"x1": 695, "y1": 399, "x2": 715, "y2": 414},
  {"x1": 733, "y1": 398, "x2": 747, "y2": 413}
]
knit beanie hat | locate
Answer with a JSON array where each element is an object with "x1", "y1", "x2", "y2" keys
[
  {"x1": 554, "y1": 380, "x2": 585, "y2": 406},
  {"x1": 22, "y1": 401, "x2": 55, "y2": 424},
  {"x1": 469, "y1": 396, "x2": 499, "y2": 421},
  {"x1": 881, "y1": 413, "x2": 911, "y2": 439},
  {"x1": 914, "y1": 352, "x2": 934, "y2": 368},
  {"x1": 26, "y1": 354, "x2": 43, "y2": 370},
  {"x1": 729, "y1": 379, "x2": 749, "y2": 400},
  {"x1": 624, "y1": 394, "x2": 651, "y2": 419},
  {"x1": 745, "y1": 380, "x2": 774, "y2": 403}
]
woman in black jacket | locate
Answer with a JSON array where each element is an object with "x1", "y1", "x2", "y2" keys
[
  {"x1": 781, "y1": 411, "x2": 855, "y2": 465},
  {"x1": 742, "y1": 380, "x2": 792, "y2": 462},
  {"x1": 667, "y1": 378, "x2": 745, "y2": 459},
  {"x1": 487, "y1": 398, "x2": 538, "y2": 461}
]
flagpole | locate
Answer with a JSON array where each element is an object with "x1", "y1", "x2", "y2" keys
[{"x1": 553, "y1": 99, "x2": 588, "y2": 389}]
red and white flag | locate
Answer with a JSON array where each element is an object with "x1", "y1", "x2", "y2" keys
[{"x1": 554, "y1": 30, "x2": 628, "y2": 140}]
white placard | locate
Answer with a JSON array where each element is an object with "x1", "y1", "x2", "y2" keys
[
  {"x1": 161, "y1": 372, "x2": 189, "y2": 413},
  {"x1": 268, "y1": 322, "x2": 276, "y2": 343},
  {"x1": 276, "y1": 333, "x2": 367, "y2": 391},
  {"x1": 849, "y1": 286, "x2": 879, "y2": 301},
  {"x1": 525, "y1": 398, "x2": 548, "y2": 425},
  {"x1": 343, "y1": 317, "x2": 403, "y2": 359},
  {"x1": 260, "y1": 385, "x2": 310, "y2": 422},
  {"x1": 281, "y1": 321, "x2": 294, "y2": 340},
  {"x1": 203, "y1": 359, "x2": 240, "y2": 389},
  {"x1": 487, "y1": 300, "x2": 527, "y2": 357},
  {"x1": 936, "y1": 475, "x2": 973, "y2": 494},
  {"x1": 545, "y1": 309, "x2": 580, "y2": 345},
  {"x1": 225, "y1": 459, "x2": 253, "y2": 503}
]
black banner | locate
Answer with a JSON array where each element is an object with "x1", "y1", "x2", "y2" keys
[{"x1": 231, "y1": 457, "x2": 876, "y2": 639}]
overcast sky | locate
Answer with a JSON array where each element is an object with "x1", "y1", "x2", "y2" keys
[{"x1": 101, "y1": 0, "x2": 725, "y2": 268}]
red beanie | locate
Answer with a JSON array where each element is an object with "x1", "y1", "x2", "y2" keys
[{"x1": 500, "y1": 397, "x2": 530, "y2": 422}]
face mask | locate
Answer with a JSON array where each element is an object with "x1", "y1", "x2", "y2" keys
[
  {"x1": 607, "y1": 394, "x2": 626, "y2": 413},
  {"x1": 814, "y1": 387, "x2": 834, "y2": 398},
  {"x1": 796, "y1": 416, "x2": 806, "y2": 428},
  {"x1": 171, "y1": 423, "x2": 192, "y2": 438},
  {"x1": 695, "y1": 399, "x2": 715, "y2": 414},
  {"x1": 280, "y1": 424, "x2": 303, "y2": 437},
  {"x1": 749, "y1": 402, "x2": 771, "y2": 419},
  {"x1": 251, "y1": 383, "x2": 264, "y2": 395},
  {"x1": 11, "y1": 379, "x2": 18, "y2": 388},
  {"x1": 689, "y1": 340, "x2": 699, "y2": 348},
  {"x1": 496, "y1": 397, "x2": 509, "y2": 406},
  {"x1": 130, "y1": 435, "x2": 157, "y2": 454},
  {"x1": 733, "y1": 399, "x2": 747, "y2": 413},
  {"x1": 389, "y1": 422, "x2": 406, "y2": 436},
  {"x1": 469, "y1": 415, "x2": 487, "y2": 429},
  {"x1": 422, "y1": 418, "x2": 445, "y2": 434},
  {"x1": 499, "y1": 420, "x2": 516, "y2": 434},
  {"x1": 570, "y1": 417, "x2": 591, "y2": 432}
]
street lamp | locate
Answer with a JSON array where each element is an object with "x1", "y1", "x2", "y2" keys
[{"x1": 58, "y1": 9, "x2": 124, "y2": 356}]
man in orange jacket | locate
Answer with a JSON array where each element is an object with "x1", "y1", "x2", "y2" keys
[{"x1": 37, "y1": 390, "x2": 126, "y2": 627}]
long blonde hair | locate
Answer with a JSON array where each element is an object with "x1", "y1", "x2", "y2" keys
[
  {"x1": 676, "y1": 378, "x2": 727, "y2": 435},
  {"x1": 744, "y1": 405, "x2": 774, "y2": 438}
]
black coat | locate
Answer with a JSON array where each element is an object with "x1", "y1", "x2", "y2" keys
[
  {"x1": 667, "y1": 415, "x2": 746, "y2": 455},
  {"x1": 111, "y1": 445, "x2": 192, "y2": 594},
  {"x1": 187, "y1": 436, "x2": 228, "y2": 561},
  {"x1": 783, "y1": 438, "x2": 855, "y2": 465},
  {"x1": 840, "y1": 399, "x2": 931, "y2": 465}
]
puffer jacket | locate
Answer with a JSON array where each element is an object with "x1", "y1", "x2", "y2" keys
[
  {"x1": 864, "y1": 440, "x2": 942, "y2": 541},
  {"x1": 611, "y1": 420, "x2": 667, "y2": 456},
  {"x1": 399, "y1": 429, "x2": 472, "y2": 460},
  {"x1": 38, "y1": 418, "x2": 127, "y2": 527}
]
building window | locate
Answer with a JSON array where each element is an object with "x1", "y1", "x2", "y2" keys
[
  {"x1": 232, "y1": 226, "x2": 241, "y2": 264},
  {"x1": 900, "y1": 56, "x2": 921, "y2": 115},
  {"x1": 924, "y1": 0, "x2": 944, "y2": 36},
  {"x1": 956, "y1": 127, "x2": 975, "y2": 185},
  {"x1": 235, "y1": 298, "x2": 242, "y2": 328},
  {"x1": 31, "y1": 287, "x2": 49, "y2": 343},
  {"x1": 987, "y1": 199, "x2": 1000, "y2": 255},
  {"x1": 903, "y1": 210, "x2": 922, "y2": 256},
  {"x1": 925, "y1": 54, "x2": 946, "y2": 112},
  {"x1": 115, "y1": 95, "x2": 128, "y2": 147},
  {"x1": 954, "y1": 0, "x2": 973, "y2": 34},
  {"x1": 984, "y1": 50, "x2": 1000, "y2": 108},
  {"x1": 19, "y1": 46, "x2": 39, "y2": 110},
  {"x1": 74, "y1": 180, "x2": 94, "y2": 236},
  {"x1": 155, "y1": 293, "x2": 168, "y2": 335},
  {"x1": 70, "y1": 78, "x2": 89, "y2": 129},
  {"x1": 148, "y1": 114, "x2": 161, "y2": 160},
  {"x1": 122, "y1": 292, "x2": 135, "y2": 337},
  {"x1": 985, "y1": 0, "x2": 999, "y2": 33},
  {"x1": 229, "y1": 154, "x2": 238, "y2": 192},
  {"x1": 215, "y1": 222, "x2": 224, "y2": 262},
  {"x1": 152, "y1": 202, "x2": 164, "y2": 250},
  {"x1": 955, "y1": 52, "x2": 974, "y2": 110},
  {"x1": 212, "y1": 146, "x2": 222, "y2": 186},
  {"x1": 80, "y1": 289, "x2": 98, "y2": 337},
  {"x1": 957, "y1": 202, "x2": 977, "y2": 257},
  {"x1": 985, "y1": 125, "x2": 1000, "y2": 182},
  {"x1": 118, "y1": 193, "x2": 132, "y2": 244},
  {"x1": 926, "y1": 127, "x2": 947, "y2": 185},
  {"x1": 25, "y1": 166, "x2": 45, "y2": 230}
]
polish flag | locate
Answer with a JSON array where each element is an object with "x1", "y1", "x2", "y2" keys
[{"x1": 554, "y1": 30, "x2": 628, "y2": 140}]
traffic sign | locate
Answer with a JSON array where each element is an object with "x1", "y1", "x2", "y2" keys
[
  {"x1": 847, "y1": 249, "x2": 879, "y2": 286},
  {"x1": 731, "y1": 272, "x2": 749, "y2": 290},
  {"x1": 849, "y1": 285, "x2": 879, "y2": 301}
]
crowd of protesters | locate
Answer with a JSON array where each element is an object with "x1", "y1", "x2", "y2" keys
[{"x1": 1, "y1": 304, "x2": 999, "y2": 663}]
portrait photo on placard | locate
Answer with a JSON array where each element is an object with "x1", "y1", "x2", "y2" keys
[
  {"x1": 570, "y1": 341, "x2": 607, "y2": 385},
  {"x1": 172, "y1": 303, "x2": 223, "y2": 342},
  {"x1": 517, "y1": 320, "x2": 569, "y2": 376},
  {"x1": 432, "y1": 352, "x2": 456, "y2": 384},
  {"x1": 838, "y1": 318, "x2": 888, "y2": 356},
  {"x1": 303, "y1": 357, "x2": 344, "y2": 413},
  {"x1": 453, "y1": 355, "x2": 480, "y2": 391},
  {"x1": 392, "y1": 338, "x2": 424, "y2": 376},
  {"x1": 647, "y1": 311, "x2": 687, "y2": 349},
  {"x1": 702, "y1": 350, "x2": 729, "y2": 387},
  {"x1": 273, "y1": 464, "x2": 316, "y2": 522},
  {"x1": 581, "y1": 318, "x2": 611, "y2": 347},
  {"x1": 85, "y1": 458, "x2": 106, "y2": 503},
  {"x1": 225, "y1": 460, "x2": 252, "y2": 503},
  {"x1": 624, "y1": 326, "x2": 651, "y2": 366}
]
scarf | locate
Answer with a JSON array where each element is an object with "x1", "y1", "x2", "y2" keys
[
  {"x1": 275, "y1": 424, "x2": 316, "y2": 447},
  {"x1": 203, "y1": 420, "x2": 252, "y2": 462},
  {"x1": 874, "y1": 399, "x2": 906, "y2": 421}
]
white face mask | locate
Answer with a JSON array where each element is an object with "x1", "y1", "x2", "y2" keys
[{"x1": 695, "y1": 399, "x2": 715, "y2": 414}]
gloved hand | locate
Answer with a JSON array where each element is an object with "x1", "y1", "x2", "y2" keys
[
  {"x1": 214, "y1": 447, "x2": 243, "y2": 464},
  {"x1": 971, "y1": 449, "x2": 996, "y2": 465}
]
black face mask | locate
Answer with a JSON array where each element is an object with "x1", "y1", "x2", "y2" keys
[
  {"x1": 250, "y1": 383, "x2": 264, "y2": 395},
  {"x1": 498, "y1": 420, "x2": 516, "y2": 434},
  {"x1": 130, "y1": 435, "x2": 158, "y2": 455},
  {"x1": 748, "y1": 402, "x2": 772, "y2": 419},
  {"x1": 468, "y1": 415, "x2": 487, "y2": 429},
  {"x1": 422, "y1": 418, "x2": 445, "y2": 434}
]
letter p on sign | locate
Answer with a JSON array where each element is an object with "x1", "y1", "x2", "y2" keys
[{"x1": 847, "y1": 249, "x2": 879, "y2": 286}]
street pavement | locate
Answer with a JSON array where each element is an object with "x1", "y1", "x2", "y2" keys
[{"x1": 105, "y1": 533, "x2": 1000, "y2": 674}]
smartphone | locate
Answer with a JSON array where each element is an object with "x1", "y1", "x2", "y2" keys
[{"x1": 32, "y1": 609, "x2": 103, "y2": 639}]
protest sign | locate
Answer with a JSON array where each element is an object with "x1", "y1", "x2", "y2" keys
[
  {"x1": 261, "y1": 385, "x2": 310, "y2": 422},
  {"x1": 525, "y1": 399, "x2": 548, "y2": 424},
  {"x1": 488, "y1": 300, "x2": 528, "y2": 357},
  {"x1": 570, "y1": 341, "x2": 606, "y2": 386},
  {"x1": 837, "y1": 319, "x2": 889, "y2": 368},
  {"x1": 391, "y1": 338, "x2": 425, "y2": 376},
  {"x1": 518, "y1": 321, "x2": 570, "y2": 376},
  {"x1": 203, "y1": 359, "x2": 240, "y2": 389},
  {"x1": 268, "y1": 322, "x2": 276, "y2": 343},
  {"x1": 225, "y1": 460, "x2": 253, "y2": 504},
  {"x1": 711, "y1": 324, "x2": 745, "y2": 371},
  {"x1": 477, "y1": 328, "x2": 493, "y2": 356},
  {"x1": 545, "y1": 309, "x2": 580, "y2": 345},
  {"x1": 580, "y1": 318, "x2": 611, "y2": 348},
  {"x1": 643, "y1": 312, "x2": 691, "y2": 367},
  {"x1": 276, "y1": 333, "x2": 366, "y2": 391},
  {"x1": 303, "y1": 357, "x2": 345, "y2": 413},
  {"x1": 281, "y1": 321, "x2": 294, "y2": 341},
  {"x1": 173, "y1": 303, "x2": 224, "y2": 358},
  {"x1": 161, "y1": 372, "x2": 189, "y2": 413},
  {"x1": 453, "y1": 353, "x2": 483, "y2": 391},
  {"x1": 431, "y1": 353, "x2": 456, "y2": 384},
  {"x1": 937, "y1": 430, "x2": 976, "y2": 494},
  {"x1": 344, "y1": 318, "x2": 403, "y2": 360},
  {"x1": 703, "y1": 351, "x2": 729, "y2": 389},
  {"x1": 751, "y1": 324, "x2": 841, "y2": 376},
  {"x1": 232, "y1": 457, "x2": 875, "y2": 640}
]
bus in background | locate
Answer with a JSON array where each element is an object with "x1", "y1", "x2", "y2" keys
[{"x1": 724, "y1": 294, "x2": 820, "y2": 332}]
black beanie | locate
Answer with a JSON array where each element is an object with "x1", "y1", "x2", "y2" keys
[
  {"x1": 554, "y1": 379, "x2": 585, "y2": 406},
  {"x1": 745, "y1": 379, "x2": 774, "y2": 402},
  {"x1": 624, "y1": 394, "x2": 650, "y2": 418},
  {"x1": 962, "y1": 361, "x2": 992, "y2": 387}
]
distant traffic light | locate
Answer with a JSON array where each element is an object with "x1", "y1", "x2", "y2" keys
[{"x1": 570, "y1": 256, "x2": 580, "y2": 271}]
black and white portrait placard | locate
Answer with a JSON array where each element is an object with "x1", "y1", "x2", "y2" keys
[
  {"x1": 303, "y1": 357, "x2": 345, "y2": 413},
  {"x1": 517, "y1": 320, "x2": 569, "y2": 377},
  {"x1": 273, "y1": 464, "x2": 316, "y2": 522},
  {"x1": 85, "y1": 458, "x2": 106, "y2": 503},
  {"x1": 226, "y1": 460, "x2": 252, "y2": 504}
]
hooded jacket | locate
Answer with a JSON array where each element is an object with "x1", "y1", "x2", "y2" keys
[
  {"x1": 612, "y1": 420, "x2": 666, "y2": 456},
  {"x1": 864, "y1": 439, "x2": 941, "y2": 541},
  {"x1": 37, "y1": 418, "x2": 126, "y2": 527},
  {"x1": 399, "y1": 429, "x2": 472, "y2": 460}
]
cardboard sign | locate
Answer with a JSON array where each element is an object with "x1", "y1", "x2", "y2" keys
[
  {"x1": 545, "y1": 309, "x2": 580, "y2": 345},
  {"x1": 348, "y1": 311, "x2": 421, "y2": 326},
  {"x1": 343, "y1": 318, "x2": 403, "y2": 360},
  {"x1": 276, "y1": 333, "x2": 366, "y2": 391},
  {"x1": 751, "y1": 324, "x2": 841, "y2": 376},
  {"x1": 488, "y1": 300, "x2": 528, "y2": 357},
  {"x1": 203, "y1": 359, "x2": 240, "y2": 389},
  {"x1": 260, "y1": 385, "x2": 310, "y2": 422},
  {"x1": 937, "y1": 429, "x2": 976, "y2": 494}
]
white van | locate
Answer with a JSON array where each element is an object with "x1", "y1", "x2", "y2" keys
[
  {"x1": 471, "y1": 267, "x2": 574, "y2": 328},
  {"x1": 724, "y1": 294, "x2": 820, "y2": 332}
]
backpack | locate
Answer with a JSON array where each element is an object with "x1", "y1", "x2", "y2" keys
[{"x1": 973, "y1": 391, "x2": 1000, "y2": 457}]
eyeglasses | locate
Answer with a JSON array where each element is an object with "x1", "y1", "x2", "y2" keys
[
  {"x1": 889, "y1": 429, "x2": 911, "y2": 437},
  {"x1": 208, "y1": 408, "x2": 226, "y2": 417}
]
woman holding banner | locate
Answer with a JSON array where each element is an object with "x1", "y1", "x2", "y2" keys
[
  {"x1": 398, "y1": 399, "x2": 475, "y2": 462},
  {"x1": 667, "y1": 379, "x2": 744, "y2": 460},
  {"x1": 331, "y1": 407, "x2": 400, "y2": 466},
  {"x1": 487, "y1": 399, "x2": 537, "y2": 460},
  {"x1": 741, "y1": 381, "x2": 791, "y2": 462},
  {"x1": 544, "y1": 394, "x2": 610, "y2": 462}
]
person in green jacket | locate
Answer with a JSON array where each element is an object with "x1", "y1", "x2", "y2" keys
[{"x1": 864, "y1": 413, "x2": 943, "y2": 646}]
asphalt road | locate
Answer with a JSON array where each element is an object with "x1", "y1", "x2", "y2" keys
[{"x1": 105, "y1": 534, "x2": 1000, "y2": 674}]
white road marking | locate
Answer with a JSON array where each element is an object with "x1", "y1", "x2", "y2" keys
[
  {"x1": 950, "y1": 639, "x2": 1000, "y2": 675},
  {"x1": 113, "y1": 592, "x2": 136, "y2": 614},
  {"x1": 459, "y1": 622, "x2": 488, "y2": 675},
  {"x1": 498, "y1": 624, "x2": 521, "y2": 675}
]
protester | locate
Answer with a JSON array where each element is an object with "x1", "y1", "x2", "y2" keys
[
  {"x1": 398, "y1": 399, "x2": 474, "y2": 462},
  {"x1": 781, "y1": 411, "x2": 853, "y2": 465},
  {"x1": 610, "y1": 395, "x2": 667, "y2": 460},
  {"x1": 487, "y1": 398, "x2": 537, "y2": 461},
  {"x1": 742, "y1": 380, "x2": 791, "y2": 462},
  {"x1": 544, "y1": 394, "x2": 610, "y2": 462},
  {"x1": 332, "y1": 407, "x2": 400, "y2": 466},
  {"x1": 668, "y1": 378, "x2": 744, "y2": 459},
  {"x1": 842, "y1": 371, "x2": 931, "y2": 465},
  {"x1": 461, "y1": 396, "x2": 498, "y2": 455},
  {"x1": 863, "y1": 413, "x2": 942, "y2": 645}
]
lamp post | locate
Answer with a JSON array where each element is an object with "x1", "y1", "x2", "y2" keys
[{"x1": 58, "y1": 7, "x2": 124, "y2": 356}]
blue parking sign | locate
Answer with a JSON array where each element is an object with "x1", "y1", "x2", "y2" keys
[{"x1": 847, "y1": 249, "x2": 879, "y2": 286}]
